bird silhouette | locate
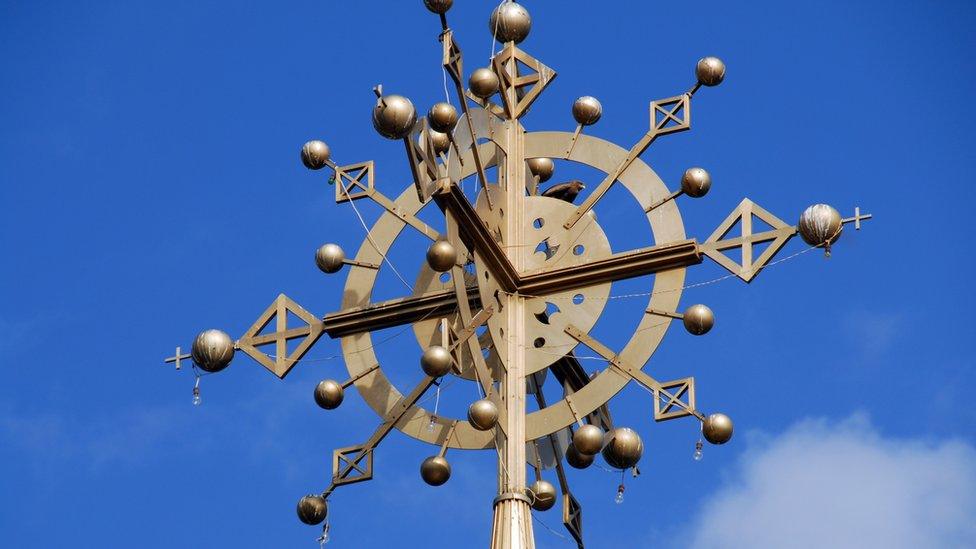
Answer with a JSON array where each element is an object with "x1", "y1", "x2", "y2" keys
[{"x1": 540, "y1": 180, "x2": 585, "y2": 203}]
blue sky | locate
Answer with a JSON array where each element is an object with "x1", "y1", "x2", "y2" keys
[{"x1": 1, "y1": 1, "x2": 974, "y2": 548}]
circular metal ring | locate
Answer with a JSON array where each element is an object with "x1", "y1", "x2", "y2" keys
[{"x1": 338, "y1": 108, "x2": 686, "y2": 448}]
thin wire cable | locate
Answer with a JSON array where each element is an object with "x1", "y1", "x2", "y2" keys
[
  {"x1": 532, "y1": 513, "x2": 568, "y2": 540},
  {"x1": 340, "y1": 182, "x2": 414, "y2": 292},
  {"x1": 488, "y1": 0, "x2": 504, "y2": 61},
  {"x1": 442, "y1": 66, "x2": 451, "y2": 104}
]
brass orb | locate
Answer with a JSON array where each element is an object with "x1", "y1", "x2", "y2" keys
[
  {"x1": 429, "y1": 130, "x2": 450, "y2": 155},
  {"x1": 296, "y1": 494, "x2": 328, "y2": 525},
  {"x1": 428, "y1": 102, "x2": 458, "y2": 133},
  {"x1": 314, "y1": 379, "x2": 344, "y2": 410},
  {"x1": 191, "y1": 329, "x2": 235, "y2": 373},
  {"x1": 565, "y1": 444, "x2": 595, "y2": 469},
  {"x1": 526, "y1": 157, "x2": 554, "y2": 183},
  {"x1": 682, "y1": 304, "x2": 714, "y2": 336},
  {"x1": 529, "y1": 479, "x2": 557, "y2": 511},
  {"x1": 426, "y1": 240, "x2": 458, "y2": 272},
  {"x1": 681, "y1": 167, "x2": 711, "y2": 198},
  {"x1": 420, "y1": 456, "x2": 451, "y2": 486},
  {"x1": 601, "y1": 427, "x2": 644, "y2": 470},
  {"x1": 572, "y1": 424, "x2": 604, "y2": 456},
  {"x1": 469, "y1": 68, "x2": 500, "y2": 99},
  {"x1": 315, "y1": 243, "x2": 345, "y2": 274},
  {"x1": 420, "y1": 345, "x2": 453, "y2": 377},
  {"x1": 572, "y1": 96, "x2": 602, "y2": 126},
  {"x1": 702, "y1": 413, "x2": 734, "y2": 445},
  {"x1": 489, "y1": 2, "x2": 531, "y2": 44},
  {"x1": 300, "y1": 140, "x2": 330, "y2": 170},
  {"x1": 467, "y1": 398, "x2": 499, "y2": 431},
  {"x1": 423, "y1": 0, "x2": 453, "y2": 14},
  {"x1": 372, "y1": 94, "x2": 417, "y2": 140},
  {"x1": 696, "y1": 56, "x2": 726, "y2": 87},
  {"x1": 798, "y1": 204, "x2": 843, "y2": 247}
]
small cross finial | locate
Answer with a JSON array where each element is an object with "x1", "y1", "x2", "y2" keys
[
  {"x1": 164, "y1": 346, "x2": 191, "y2": 370},
  {"x1": 842, "y1": 206, "x2": 873, "y2": 230}
]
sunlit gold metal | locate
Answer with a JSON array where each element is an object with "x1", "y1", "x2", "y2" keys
[
  {"x1": 165, "y1": 3, "x2": 874, "y2": 547},
  {"x1": 237, "y1": 294, "x2": 324, "y2": 379}
]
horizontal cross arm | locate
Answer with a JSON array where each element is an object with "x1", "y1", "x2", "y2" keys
[
  {"x1": 518, "y1": 239, "x2": 701, "y2": 296},
  {"x1": 322, "y1": 286, "x2": 481, "y2": 338}
]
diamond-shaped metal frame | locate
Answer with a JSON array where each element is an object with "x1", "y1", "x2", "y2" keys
[
  {"x1": 650, "y1": 94, "x2": 691, "y2": 135},
  {"x1": 441, "y1": 30, "x2": 463, "y2": 85},
  {"x1": 334, "y1": 160, "x2": 374, "y2": 204},
  {"x1": 237, "y1": 294, "x2": 325, "y2": 379},
  {"x1": 653, "y1": 377, "x2": 696, "y2": 421},
  {"x1": 332, "y1": 444, "x2": 374, "y2": 486},
  {"x1": 492, "y1": 43, "x2": 556, "y2": 120},
  {"x1": 700, "y1": 198, "x2": 797, "y2": 282}
]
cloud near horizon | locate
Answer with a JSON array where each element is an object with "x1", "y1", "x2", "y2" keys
[{"x1": 685, "y1": 414, "x2": 976, "y2": 549}]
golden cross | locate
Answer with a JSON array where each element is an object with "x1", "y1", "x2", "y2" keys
[{"x1": 164, "y1": 345, "x2": 191, "y2": 370}]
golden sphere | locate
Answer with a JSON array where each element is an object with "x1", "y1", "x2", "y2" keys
[
  {"x1": 296, "y1": 494, "x2": 328, "y2": 525},
  {"x1": 489, "y1": 2, "x2": 531, "y2": 44},
  {"x1": 681, "y1": 167, "x2": 711, "y2": 198},
  {"x1": 573, "y1": 424, "x2": 604, "y2": 456},
  {"x1": 702, "y1": 413, "x2": 734, "y2": 445},
  {"x1": 572, "y1": 96, "x2": 602, "y2": 126},
  {"x1": 300, "y1": 140, "x2": 330, "y2": 170},
  {"x1": 682, "y1": 304, "x2": 714, "y2": 336},
  {"x1": 420, "y1": 345, "x2": 453, "y2": 377},
  {"x1": 601, "y1": 427, "x2": 643, "y2": 470},
  {"x1": 423, "y1": 0, "x2": 452, "y2": 14},
  {"x1": 529, "y1": 479, "x2": 557, "y2": 511},
  {"x1": 467, "y1": 398, "x2": 499, "y2": 431},
  {"x1": 315, "y1": 243, "x2": 345, "y2": 274},
  {"x1": 798, "y1": 204, "x2": 843, "y2": 248},
  {"x1": 372, "y1": 94, "x2": 417, "y2": 140},
  {"x1": 420, "y1": 456, "x2": 451, "y2": 486},
  {"x1": 469, "y1": 68, "x2": 500, "y2": 99},
  {"x1": 526, "y1": 157, "x2": 554, "y2": 183},
  {"x1": 426, "y1": 240, "x2": 458, "y2": 272},
  {"x1": 429, "y1": 130, "x2": 450, "y2": 155},
  {"x1": 428, "y1": 102, "x2": 458, "y2": 133},
  {"x1": 191, "y1": 329, "x2": 235, "y2": 373},
  {"x1": 314, "y1": 379, "x2": 344, "y2": 410},
  {"x1": 696, "y1": 56, "x2": 726, "y2": 86},
  {"x1": 565, "y1": 444, "x2": 594, "y2": 469}
]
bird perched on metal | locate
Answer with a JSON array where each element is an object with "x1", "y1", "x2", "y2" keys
[{"x1": 540, "y1": 180, "x2": 585, "y2": 203}]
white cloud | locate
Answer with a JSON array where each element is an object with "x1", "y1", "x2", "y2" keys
[
  {"x1": 842, "y1": 309, "x2": 904, "y2": 359},
  {"x1": 686, "y1": 415, "x2": 976, "y2": 549}
]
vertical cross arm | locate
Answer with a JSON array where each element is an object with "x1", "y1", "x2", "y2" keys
[{"x1": 445, "y1": 212, "x2": 507, "y2": 434}]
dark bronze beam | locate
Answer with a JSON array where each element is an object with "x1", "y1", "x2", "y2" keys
[
  {"x1": 518, "y1": 239, "x2": 701, "y2": 296},
  {"x1": 433, "y1": 181, "x2": 520, "y2": 292},
  {"x1": 322, "y1": 239, "x2": 701, "y2": 338},
  {"x1": 323, "y1": 286, "x2": 481, "y2": 338}
]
